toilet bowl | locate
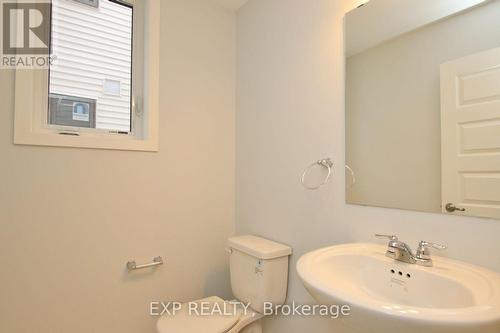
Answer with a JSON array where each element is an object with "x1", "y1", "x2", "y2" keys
[
  {"x1": 157, "y1": 296, "x2": 263, "y2": 333},
  {"x1": 156, "y1": 235, "x2": 292, "y2": 333}
]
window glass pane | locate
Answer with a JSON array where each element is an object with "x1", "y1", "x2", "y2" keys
[{"x1": 48, "y1": 0, "x2": 133, "y2": 132}]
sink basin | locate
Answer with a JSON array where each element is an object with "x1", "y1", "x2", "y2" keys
[{"x1": 296, "y1": 243, "x2": 500, "y2": 333}]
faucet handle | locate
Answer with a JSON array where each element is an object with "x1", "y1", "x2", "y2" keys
[
  {"x1": 416, "y1": 241, "x2": 446, "y2": 260},
  {"x1": 375, "y1": 234, "x2": 398, "y2": 241},
  {"x1": 418, "y1": 241, "x2": 446, "y2": 250}
]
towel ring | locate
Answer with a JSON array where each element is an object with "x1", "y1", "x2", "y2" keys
[
  {"x1": 345, "y1": 164, "x2": 356, "y2": 187},
  {"x1": 301, "y1": 158, "x2": 334, "y2": 190}
]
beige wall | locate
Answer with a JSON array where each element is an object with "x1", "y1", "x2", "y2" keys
[
  {"x1": 346, "y1": 1, "x2": 500, "y2": 213},
  {"x1": 0, "y1": 1, "x2": 235, "y2": 332},
  {"x1": 236, "y1": 0, "x2": 500, "y2": 332}
]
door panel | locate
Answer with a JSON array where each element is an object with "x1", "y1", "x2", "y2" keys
[
  {"x1": 441, "y1": 47, "x2": 500, "y2": 219},
  {"x1": 459, "y1": 67, "x2": 500, "y2": 104},
  {"x1": 461, "y1": 120, "x2": 500, "y2": 152}
]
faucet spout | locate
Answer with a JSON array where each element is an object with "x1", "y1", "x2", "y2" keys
[
  {"x1": 375, "y1": 234, "x2": 447, "y2": 267},
  {"x1": 386, "y1": 240, "x2": 416, "y2": 264}
]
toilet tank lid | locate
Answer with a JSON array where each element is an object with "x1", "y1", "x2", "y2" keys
[{"x1": 228, "y1": 235, "x2": 292, "y2": 259}]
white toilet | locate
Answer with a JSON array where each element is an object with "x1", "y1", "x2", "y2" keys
[{"x1": 157, "y1": 235, "x2": 292, "y2": 333}]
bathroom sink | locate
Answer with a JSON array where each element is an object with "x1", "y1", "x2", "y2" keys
[{"x1": 296, "y1": 243, "x2": 500, "y2": 333}]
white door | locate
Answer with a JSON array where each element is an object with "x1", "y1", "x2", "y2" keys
[{"x1": 441, "y1": 47, "x2": 500, "y2": 219}]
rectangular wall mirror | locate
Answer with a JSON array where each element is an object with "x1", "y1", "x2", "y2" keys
[{"x1": 345, "y1": 0, "x2": 500, "y2": 220}]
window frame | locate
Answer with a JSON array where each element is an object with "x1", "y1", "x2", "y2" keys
[{"x1": 13, "y1": 0, "x2": 160, "y2": 152}]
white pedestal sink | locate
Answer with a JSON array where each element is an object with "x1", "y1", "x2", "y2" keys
[{"x1": 296, "y1": 243, "x2": 500, "y2": 333}]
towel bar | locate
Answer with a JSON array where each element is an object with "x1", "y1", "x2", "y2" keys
[{"x1": 126, "y1": 256, "x2": 163, "y2": 271}]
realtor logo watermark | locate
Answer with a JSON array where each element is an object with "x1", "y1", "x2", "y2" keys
[
  {"x1": 1, "y1": 0, "x2": 55, "y2": 68},
  {"x1": 150, "y1": 301, "x2": 351, "y2": 319}
]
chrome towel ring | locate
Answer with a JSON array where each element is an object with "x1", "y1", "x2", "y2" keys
[
  {"x1": 301, "y1": 158, "x2": 334, "y2": 190},
  {"x1": 345, "y1": 164, "x2": 356, "y2": 187}
]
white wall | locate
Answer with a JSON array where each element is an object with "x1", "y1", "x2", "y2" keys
[
  {"x1": 236, "y1": 0, "x2": 500, "y2": 332},
  {"x1": 0, "y1": 1, "x2": 235, "y2": 332},
  {"x1": 346, "y1": 0, "x2": 487, "y2": 56}
]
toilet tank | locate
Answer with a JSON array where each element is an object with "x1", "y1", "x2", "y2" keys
[{"x1": 227, "y1": 235, "x2": 292, "y2": 314}]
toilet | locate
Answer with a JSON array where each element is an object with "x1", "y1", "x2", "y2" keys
[{"x1": 157, "y1": 235, "x2": 292, "y2": 333}]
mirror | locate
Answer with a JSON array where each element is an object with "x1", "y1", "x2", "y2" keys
[{"x1": 345, "y1": 0, "x2": 500, "y2": 219}]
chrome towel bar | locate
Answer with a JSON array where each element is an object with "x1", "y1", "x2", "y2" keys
[{"x1": 127, "y1": 256, "x2": 163, "y2": 271}]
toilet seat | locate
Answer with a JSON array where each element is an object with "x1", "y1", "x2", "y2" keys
[{"x1": 157, "y1": 297, "x2": 244, "y2": 333}]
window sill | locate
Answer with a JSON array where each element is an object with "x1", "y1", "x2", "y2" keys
[{"x1": 14, "y1": 130, "x2": 159, "y2": 152}]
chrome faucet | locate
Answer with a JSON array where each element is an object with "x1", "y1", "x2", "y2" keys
[{"x1": 375, "y1": 235, "x2": 446, "y2": 267}]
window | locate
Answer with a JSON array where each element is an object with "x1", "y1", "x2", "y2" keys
[
  {"x1": 48, "y1": 0, "x2": 133, "y2": 133},
  {"x1": 13, "y1": 0, "x2": 160, "y2": 151}
]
